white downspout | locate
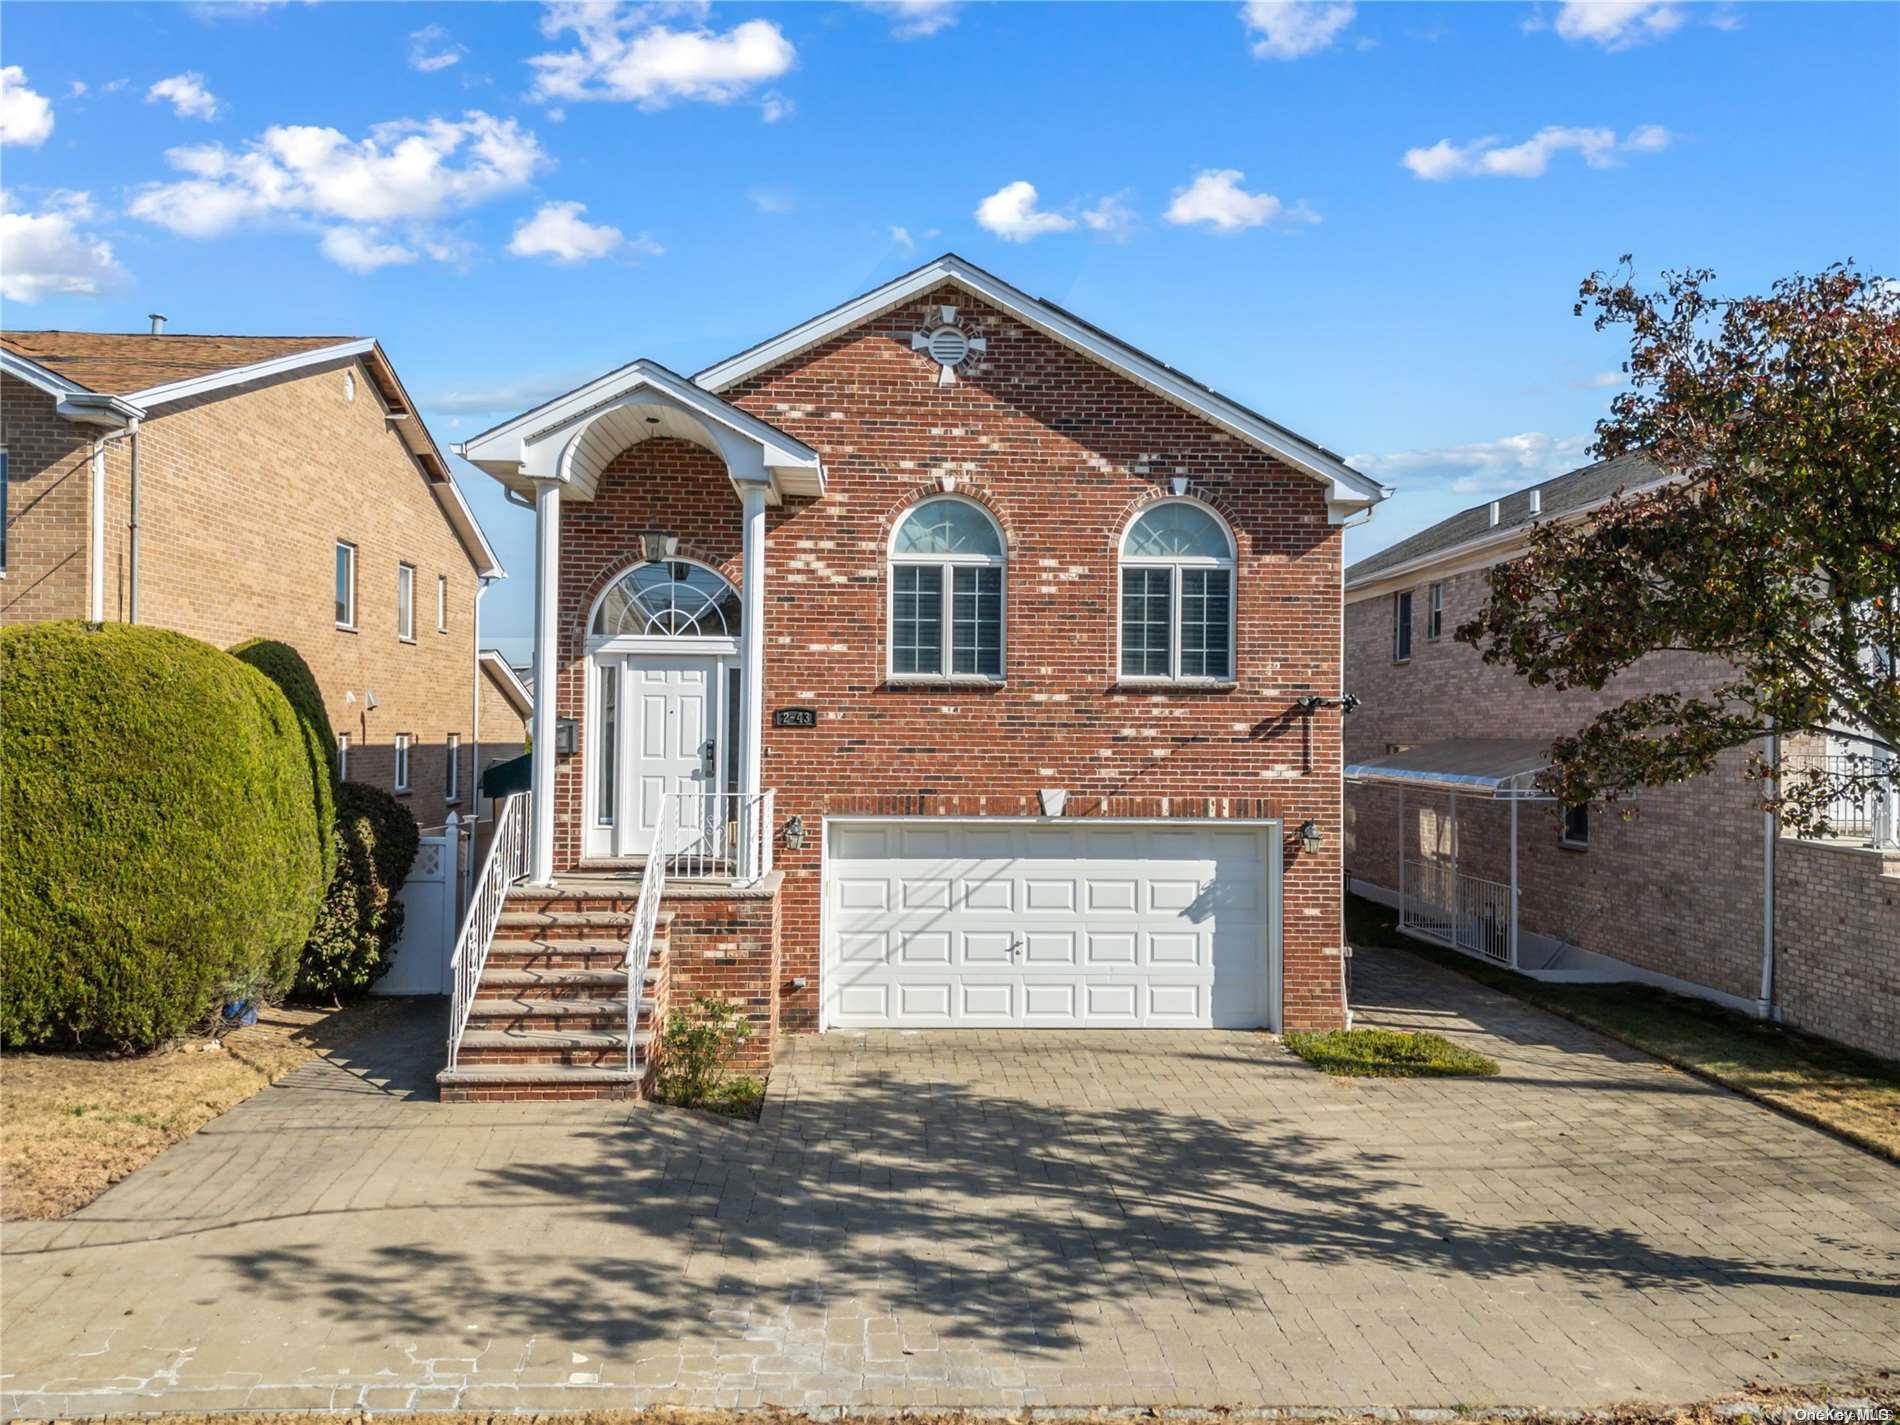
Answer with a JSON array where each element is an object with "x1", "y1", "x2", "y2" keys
[
  {"x1": 1758, "y1": 724, "x2": 1778, "y2": 1019},
  {"x1": 528, "y1": 480, "x2": 562, "y2": 884}
]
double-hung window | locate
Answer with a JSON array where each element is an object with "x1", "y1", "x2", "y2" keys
[
  {"x1": 393, "y1": 733, "x2": 412, "y2": 793},
  {"x1": 1426, "y1": 581, "x2": 1444, "y2": 641},
  {"x1": 436, "y1": 575, "x2": 448, "y2": 634},
  {"x1": 397, "y1": 563, "x2": 416, "y2": 642},
  {"x1": 444, "y1": 733, "x2": 461, "y2": 804},
  {"x1": 335, "y1": 541, "x2": 357, "y2": 628},
  {"x1": 888, "y1": 497, "x2": 1006, "y2": 680},
  {"x1": 1118, "y1": 501, "x2": 1236, "y2": 683},
  {"x1": 1393, "y1": 589, "x2": 1414, "y2": 662}
]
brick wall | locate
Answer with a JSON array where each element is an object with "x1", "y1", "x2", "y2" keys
[
  {"x1": 1343, "y1": 562, "x2": 1771, "y2": 1000},
  {"x1": 1773, "y1": 840, "x2": 1900, "y2": 1059},
  {"x1": 1, "y1": 376, "x2": 93, "y2": 623},
  {"x1": 3, "y1": 360, "x2": 488, "y2": 830},
  {"x1": 548, "y1": 285, "x2": 1350, "y2": 1033},
  {"x1": 660, "y1": 881, "x2": 783, "y2": 1074}
]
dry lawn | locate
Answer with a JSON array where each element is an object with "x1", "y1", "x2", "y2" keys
[{"x1": 2, "y1": 998, "x2": 406, "y2": 1220}]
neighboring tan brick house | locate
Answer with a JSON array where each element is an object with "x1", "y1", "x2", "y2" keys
[
  {"x1": 1342, "y1": 456, "x2": 1899, "y2": 1059},
  {"x1": 443, "y1": 254, "x2": 1390, "y2": 1099},
  {"x1": 1, "y1": 328, "x2": 505, "y2": 833}
]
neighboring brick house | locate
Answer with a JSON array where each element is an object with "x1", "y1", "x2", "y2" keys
[
  {"x1": 1, "y1": 328, "x2": 504, "y2": 833},
  {"x1": 1342, "y1": 456, "x2": 1899, "y2": 1059},
  {"x1": 444, "y1": 253, "x2": 1390, "y2": 1099}
]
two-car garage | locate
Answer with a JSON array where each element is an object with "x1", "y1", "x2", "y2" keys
[{"x1": 822, "y1": 819, "x2": 1282, "y2": 1030}]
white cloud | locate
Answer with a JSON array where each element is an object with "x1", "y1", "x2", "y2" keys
[
  {"x1": 148, "y1": 72, "x2": 222, "y2": 120},
  {"x1": 1241, "y1": 0, "x2": 1355, "y2": 59},
  {"x1": 127, "y1": 110, "x2": 547, "y2": 271},
  {"x1": 68, "y1": 80, "x2": 88, "y2": 98},
  {"x1": 748, "y1": 186, "x2": 793, "y2": 215},
  {"x1": 0, "y1": 190, "x2": 126, "y2": 301},
  {"x1": 1, "y1": 67, "x2": 55, "y2": 147},
  {"x1": 409, "y1": 25, "x2": 468, "y2": 73},
  {"x1": 974, "y1": 180, "x2": 1075, "y2": 242},
  {"x1": 1164, "y1": 169, "x2": 1297, "y2": 232},
  {"x1": 760, "y1": 90, "x2": 794, "y2": 122},
  {"x1": 1553, "y1": 1, "x2": 1684, "y2": 49},
  {"x1": 1080, "y1": 191, "x2": 1138, "y2": 240},
  {"x1": 1348, "y1": 432, "x2": 1593, "y2": 495},
  {"x1": 320, "y1": 226, "x2": 418, "y2": 272},
  {"x1": 890, "y1": 224, "x2": 915, "y2": 249},
  {"x1": 508, "y1": 199, "x2": 654, "y2": 263},
  {"x1": 1402, "y1": 124, "x2": 1672, "y2": 180},
  {"x1": 861, "y1": 0, "x2": 959, "y2": 38},
  {"x1": 529, "y1": 4, "x2": 796, "y2": 110},
  {"x1": 1570, "y1": 370, "x2": 1624, "y2": 390}
]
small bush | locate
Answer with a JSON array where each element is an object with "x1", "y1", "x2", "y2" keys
[
  {"x1": 229, "y1": 639, "x2": 338, "y2": 883},
  {"x1": 293, "y1": 782, "x2": 421, "y2": 1002},
  {"x1": 0, "y1": 622, "x2": 325, "y2": 1050},
  {"x1": 1285, "y1": 1027, "x2": 1499, "y2": 1078},
  {"x1": 652, "y1": 994, "x2": 762, "y2": 1116}
]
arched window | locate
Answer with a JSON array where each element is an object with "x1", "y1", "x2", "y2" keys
[
  {"x1": 888, "y1": 497, "x2": 1006, "y2": 679},
  {"x1": 1118, "y1": 500, "x2": 1235, "y2": 682},
  {"x1": 591, "y1": 560, "x2": 741, "y2": 638}
]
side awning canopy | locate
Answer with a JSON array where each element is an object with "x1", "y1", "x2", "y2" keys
[{"x1": 1345, "y1": 738, "x2": 1557, "y2": 801}]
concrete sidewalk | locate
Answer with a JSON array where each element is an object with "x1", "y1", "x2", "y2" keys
[{"x1": 3, "y1": 946, "x2": 1896, "y2": 1416}]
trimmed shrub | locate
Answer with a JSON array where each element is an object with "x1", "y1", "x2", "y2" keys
[
  {"x1": 229, "y1": 638, "x2": 338, "y2": 883},
  {"x1": 0, "y1": 622, "x2": 326, "y2": 1050},
  {"x1": 294, "y1": 782, "x2": 420, "y2": 1002}
]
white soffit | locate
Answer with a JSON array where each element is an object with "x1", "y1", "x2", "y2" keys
[{"x1": 693, "y1": 253, "x2": 1390, "y2": 518}]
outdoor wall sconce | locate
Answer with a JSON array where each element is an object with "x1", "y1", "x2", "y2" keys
[
  {"x1": 1297, "y1": 819, "x2": 1323, "y2": 855},
  {"x1": 555, "y1": 717, "x2": 578, "y2": 756},
  {"x1": 1295, "y1": 693, "x2": 1360, "y2": 715},
  {"x1": 783, "y1": 814, "x2": 806, "y2": 850},
  {"x1": 639, "y1": 529, "x2": 679, "y2": 563}
]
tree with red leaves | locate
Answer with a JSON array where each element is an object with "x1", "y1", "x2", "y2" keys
[{"x1": 1458, "y1": 260, "x2": 1898, "y2": 836}]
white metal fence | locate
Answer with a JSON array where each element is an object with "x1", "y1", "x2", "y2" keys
[
  {"x1": 1781, "y1": 753, "x2": 1899, "y2": 848},
  {"x1": 1401, "y1": 857, "x2": 1514, "y2": 966},
  {"x1": 446, "y1": 792, "x2": 529, "y2": 1070},
  {"x1": 662, "y1": 788, "x2": 777, "y2": 885}
]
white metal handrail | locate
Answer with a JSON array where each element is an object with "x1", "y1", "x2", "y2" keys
[
  {"x1": 1780, "y1": 752, "x2": 1900, "y2": 847},
  {"x1": 447, "y1": 792, "x2": 529, "y2": 1069},
  {"x1": 624, "y1": 795, "x2": 671, "y2": 1075},
  {"x1": 1401, "y1": 858, "x2": 1514, "y2": 966},
  {"x1": 661, "y1": 788, "x2": 777, "y2": 885}
]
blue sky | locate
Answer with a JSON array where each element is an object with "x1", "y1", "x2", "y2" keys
[{"x1": 5, "y1": 0, "x2": 1896, "y2": 661}]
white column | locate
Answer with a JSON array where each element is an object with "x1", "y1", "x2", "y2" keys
[
  {"x1": 529, "y1": 479, "x2": 562, "y2": 884},
  {"x1": 740, "y1": 483, "x2": 768, "y2": 802},
  {"x1": 88, "y1": 442, "x2": 107, "y2": 622}
]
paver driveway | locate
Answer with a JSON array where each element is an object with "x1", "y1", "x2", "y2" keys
[{"x1": 3, "y1": 946, "x2": 1897, "y2": 1417}]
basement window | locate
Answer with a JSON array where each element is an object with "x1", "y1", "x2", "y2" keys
[{"x1": 1560, "y1": 804, "x2": 1590, "y2": 850}]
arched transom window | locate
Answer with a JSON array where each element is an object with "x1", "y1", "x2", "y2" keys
[
  {"x1": 592, "y1": 560, "x2": 741, "y2": 638},
  {"x1": 1118, "y1": 500, "x2": 1235, "y2": 682},
  {"x1": 888, "y1": 497, "x2": 1006, "y2": 679}
]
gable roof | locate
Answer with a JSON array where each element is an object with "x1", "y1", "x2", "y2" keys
[
  {"x1": 692, "y1": 252, "x2": 1390, "y2": 518},
  {"x1": 1, "y1": 329, "x2": 503, "y2": 580},
  {"x1": 479, "y1": 649, "x2": 534, "y2": 720},
  {"x1": 1345, "y1": 452, "x2": 1666, "y2": 590}
]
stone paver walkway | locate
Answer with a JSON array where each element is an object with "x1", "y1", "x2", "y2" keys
[{"x1": 3, "y1": 946, "x2": 1896, "y2": 1416}]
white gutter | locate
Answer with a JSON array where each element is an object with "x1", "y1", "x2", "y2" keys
[{"x1": 124, "y1": 339, "x2": 375, "y2": 409}]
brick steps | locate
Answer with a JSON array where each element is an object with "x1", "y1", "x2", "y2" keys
[{"x1": 440, "y1": 891, "x2": 668, "y2": 1102}]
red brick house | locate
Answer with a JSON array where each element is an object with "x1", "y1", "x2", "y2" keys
[
  {"x1": 1, "y1": 328, "x2": 505, "y2": 832},
  {"x1": 446, "y1": 254, "x2": 1388, "y2": 1100}
]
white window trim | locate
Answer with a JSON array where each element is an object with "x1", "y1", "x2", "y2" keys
[
  {"x1": 393, "y1": 733, "x2": 412, "y2": 794},
  {"x1": 1114, "y1": 498, "x2": 1237, "y2": 686},
  {"x1": 335, "y1": 540, "x2": 357, "y2": 630},
  {"x1": 436, "y1": 574, "x2": 448, "y2": 634},
  {"x1": 445, "y1": 732, "x2": 461, "y2": 803},
  {"x1": 1392, "y1": 589, "x2": 1413, "y2": 664},
  {"x1": 1426, "y1": 581, "x2": 1444, "y2": 642},
  {"x1": 886, "y1": 496, "x2": 1007, "y2": 684},
  {"x1": 397, "y1": 562, "x2": 416, "y2": 643}
]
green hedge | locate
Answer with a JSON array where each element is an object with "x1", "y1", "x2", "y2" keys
[
  {"x1": 0, "y1": 622, "x2": 326, "y2": 1050},
  {"x1": 295, "y1": 782, "x2": 420, "y2": 1001},
  {"x1": 229, "y1": 638, "x2": 338, "y2": 883}
]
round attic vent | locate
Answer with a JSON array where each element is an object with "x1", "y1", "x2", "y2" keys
[{"x1": 927, "y1": 325, "x2": 969, "y2": 368}]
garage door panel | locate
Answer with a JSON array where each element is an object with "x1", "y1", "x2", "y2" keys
[{"x1": 826, "y1": 821, "x2": 1275, "y2": 1030}]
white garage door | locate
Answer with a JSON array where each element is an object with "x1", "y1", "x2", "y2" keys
[{"x1": 824, "y1": 820, "x2": 1280, "y2": 1030}]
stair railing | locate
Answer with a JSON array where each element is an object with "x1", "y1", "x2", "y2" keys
[
  {"x1": 625, "y1": 793, "x2": 672, "y2": 1076},
  {"x1": 446, "y1": 791, "x2": 529, "y2": 1070}
]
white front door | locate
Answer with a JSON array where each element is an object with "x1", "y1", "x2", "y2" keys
[
  {"x1": 588, "y1": 654, "x2": 723, "y2": 859},
  {"x1": 824, "y1": 820, "x2": 1281, "y2": 1030}
]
